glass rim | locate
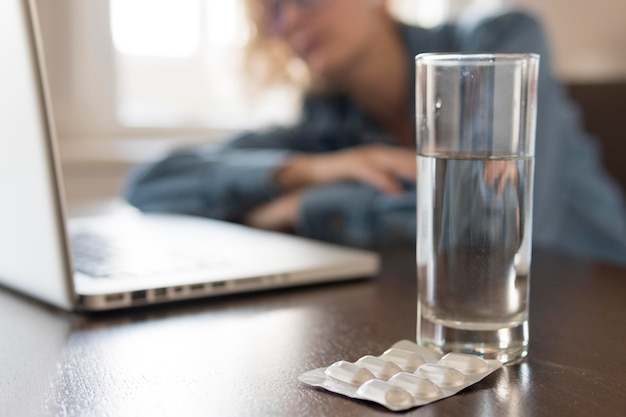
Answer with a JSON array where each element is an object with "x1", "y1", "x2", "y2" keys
[{"x1": 415, "y1": 52, "x2": 539, "y2": 65}]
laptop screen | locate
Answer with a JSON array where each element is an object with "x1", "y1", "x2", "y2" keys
[{"x1": 0, "y1": 0, "x2": 75, "y2": 309}]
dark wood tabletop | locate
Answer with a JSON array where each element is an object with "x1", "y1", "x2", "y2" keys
[{"x1": 2, "y1": 246, "x2": 625, "y2": 417}]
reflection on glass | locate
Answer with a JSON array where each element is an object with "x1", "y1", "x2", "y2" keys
[{"x1": 419, "y1": 155, "x2": 531, "y2": 327}]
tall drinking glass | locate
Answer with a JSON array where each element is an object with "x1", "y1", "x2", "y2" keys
[{"x1": 415, "y1": 53, "x2": 539, "y2": 364}]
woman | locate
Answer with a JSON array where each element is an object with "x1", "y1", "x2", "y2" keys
[{"x1": 124, "y1": 0, "x2": 626, "y2": 264}]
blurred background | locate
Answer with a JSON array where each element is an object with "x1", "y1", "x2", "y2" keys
[{"x1": 32, "y1": 0, "x2": 626, "y2": 212}]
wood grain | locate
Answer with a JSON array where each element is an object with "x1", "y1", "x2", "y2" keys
[{"x1": 1, "y1": 247, "x2": 625, "y2": 417}]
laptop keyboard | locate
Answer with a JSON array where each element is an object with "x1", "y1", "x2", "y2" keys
[{"x1": 70, "y1": 231, "x2": 227, "y2": 279}]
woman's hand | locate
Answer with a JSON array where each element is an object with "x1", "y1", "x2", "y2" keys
[
  {"x1": 276, "y1": 144, "x2": 416, "y2": 194},
  {"x1": 483, "y1": 160, "x2": 519, "y2": 196},
  {"x1": 243, "y1": 191, "x2": 301, "y2": 232},
  {"x1": 246, "y1": 144, "x2": 415, "y2": 232}
]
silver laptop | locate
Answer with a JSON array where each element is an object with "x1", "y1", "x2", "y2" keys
[{"x1": 0, "y1": 0, "x2": 380, "y2": 312}]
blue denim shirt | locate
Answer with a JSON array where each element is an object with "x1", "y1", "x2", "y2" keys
[{"x1": 124, "y1": 9, "x2": 626, "y2": 265}]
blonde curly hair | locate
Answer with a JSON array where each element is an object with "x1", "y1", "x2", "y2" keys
[{"x1": 242, "y1": 0, "x2": 311, "y2": 92}]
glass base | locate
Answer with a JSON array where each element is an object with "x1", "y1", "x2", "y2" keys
[{"x1": 417, "y1": 315, "x2": 528, "y2": 365}]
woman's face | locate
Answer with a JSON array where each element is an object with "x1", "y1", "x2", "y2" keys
[{"x1": 267, "y1": 0, "x2": 388, "y2": 82}]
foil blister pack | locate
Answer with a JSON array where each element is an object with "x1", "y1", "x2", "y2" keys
[{"x1": 298, "y1": 339, "x2": 502, "y2": 411}]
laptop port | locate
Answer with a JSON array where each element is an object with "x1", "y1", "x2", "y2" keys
[
  {"x1": 131, "y1": 290, "x2": 147, "y2": 302},
  {"x1": 211, "y1": 281, "x2": 226, "y2": 288},
  {"x1": 105, "y1": 293, "x2": 124, "y2": 303},
  {"x1": 190, "y1": 283, "x2": 205, "y2": 292},
  {"x1": 234, "y1": 277, "x2": 263, "y2": 286},
  {"x1": 153, "y1": 288, "x2": 167, "y2": 298}
]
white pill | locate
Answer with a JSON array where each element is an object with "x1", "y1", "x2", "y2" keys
[
  {"x1": 415, "y1": 364, "x2": 466, "y2": 387},
  {"x1": 438, "y1": 352, "x2": 490, "y2": 375},
  {"x1": 380, "y1": 348, "x2": 426, "y2": 372},
  {"x1": 324, "y1": 360, "x2": 375, "y2": 385},
  {"x1": 388, "y1": 372, "x2": 442, "y2": 399},
  {"x1": 356, "y1": 379, "x2": 415, "y2": 409},
  {"x1": 355, "y1": 355, "x2": 403, "y2": 380}
]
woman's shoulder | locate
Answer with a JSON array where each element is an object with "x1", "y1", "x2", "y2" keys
[
  {"x1": 400, "y1": 8, "x2": 547, "y2": 55},
  {"x1": 399, "y1": 22, "x2": 458, "y2": 54},
  {"x1": 457, "y1": 8, "x2": 542, "y2": 34},
  {"x1": 454, "y1": 7, "x2": 548, "y2": 54}
]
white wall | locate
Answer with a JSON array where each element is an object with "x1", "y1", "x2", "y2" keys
[
  {"x1": 511, "y1": 0, "x2": 626, "y2": 81},
  {"x1": 35, "y1": 0, "x2": 118, "y2": 139},
  {"x1": 36, "y1": 0, "x2": 626, "y2": 144}
]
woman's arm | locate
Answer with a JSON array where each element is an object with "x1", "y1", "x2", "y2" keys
[
  {"x1": 295, "y1": 181, "x2": 417, "y2": 247},
  {"x1": 124, "y1": 119, "x2": 415, "y2": 223},
  {"x1": 123, "y1": 128, "x2": 306, "y2": 222},
  {"x1": 275, "y1": 144, "x2": 416, "y2": 194}
]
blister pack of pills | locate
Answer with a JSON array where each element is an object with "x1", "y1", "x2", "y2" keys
[{"x1": 298, "y1": 339, "x2": 502, "y2": 411}]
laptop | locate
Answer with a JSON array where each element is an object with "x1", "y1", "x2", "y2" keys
[{"x1": 0, "y1": 0, "x2": 380, "y2": 312}]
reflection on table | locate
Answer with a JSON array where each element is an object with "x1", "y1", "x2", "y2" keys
[{"x1": 1, "y1": 248, "x2": 625, "y2": 417}]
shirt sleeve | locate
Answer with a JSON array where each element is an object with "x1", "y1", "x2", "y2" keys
[
  {"x1": 124, "y1": 128, "x2": 300, "y2": 221},
  {"x1": 296, "y1": 182, "x2": 416, "y2": 247},
  {"x1": 123, "y1": 115, "x2": 385, "y2": 222},
  {"x1": 458, "y1": 9, "x2": 626, "y2": 264}
]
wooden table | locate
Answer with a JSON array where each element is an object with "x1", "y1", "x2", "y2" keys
[{"x1": 2, "y1": 247, "x2": 625, "y2": 416}]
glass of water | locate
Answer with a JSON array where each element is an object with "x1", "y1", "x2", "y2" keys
[{"x1": 415, "y1": 53, "x2": 540, "y2": 364}]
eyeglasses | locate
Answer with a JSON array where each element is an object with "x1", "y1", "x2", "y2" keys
[{"x1": 266, "y1": 0, "x2": 329, "y2": 32}]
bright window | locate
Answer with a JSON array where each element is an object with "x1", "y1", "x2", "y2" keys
[
  {"x1": 106, "y1": 0, "x2": 477, "y2": 131},
  {"x1": 110, "y1": 0, "x2": 199, "y2": 57},
  {"x1": 391, "y1": 0, "x2": 449, "y2": 27},
  {"x1": 109, "y1": 0, "x2": 298, "y2": 130}
]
